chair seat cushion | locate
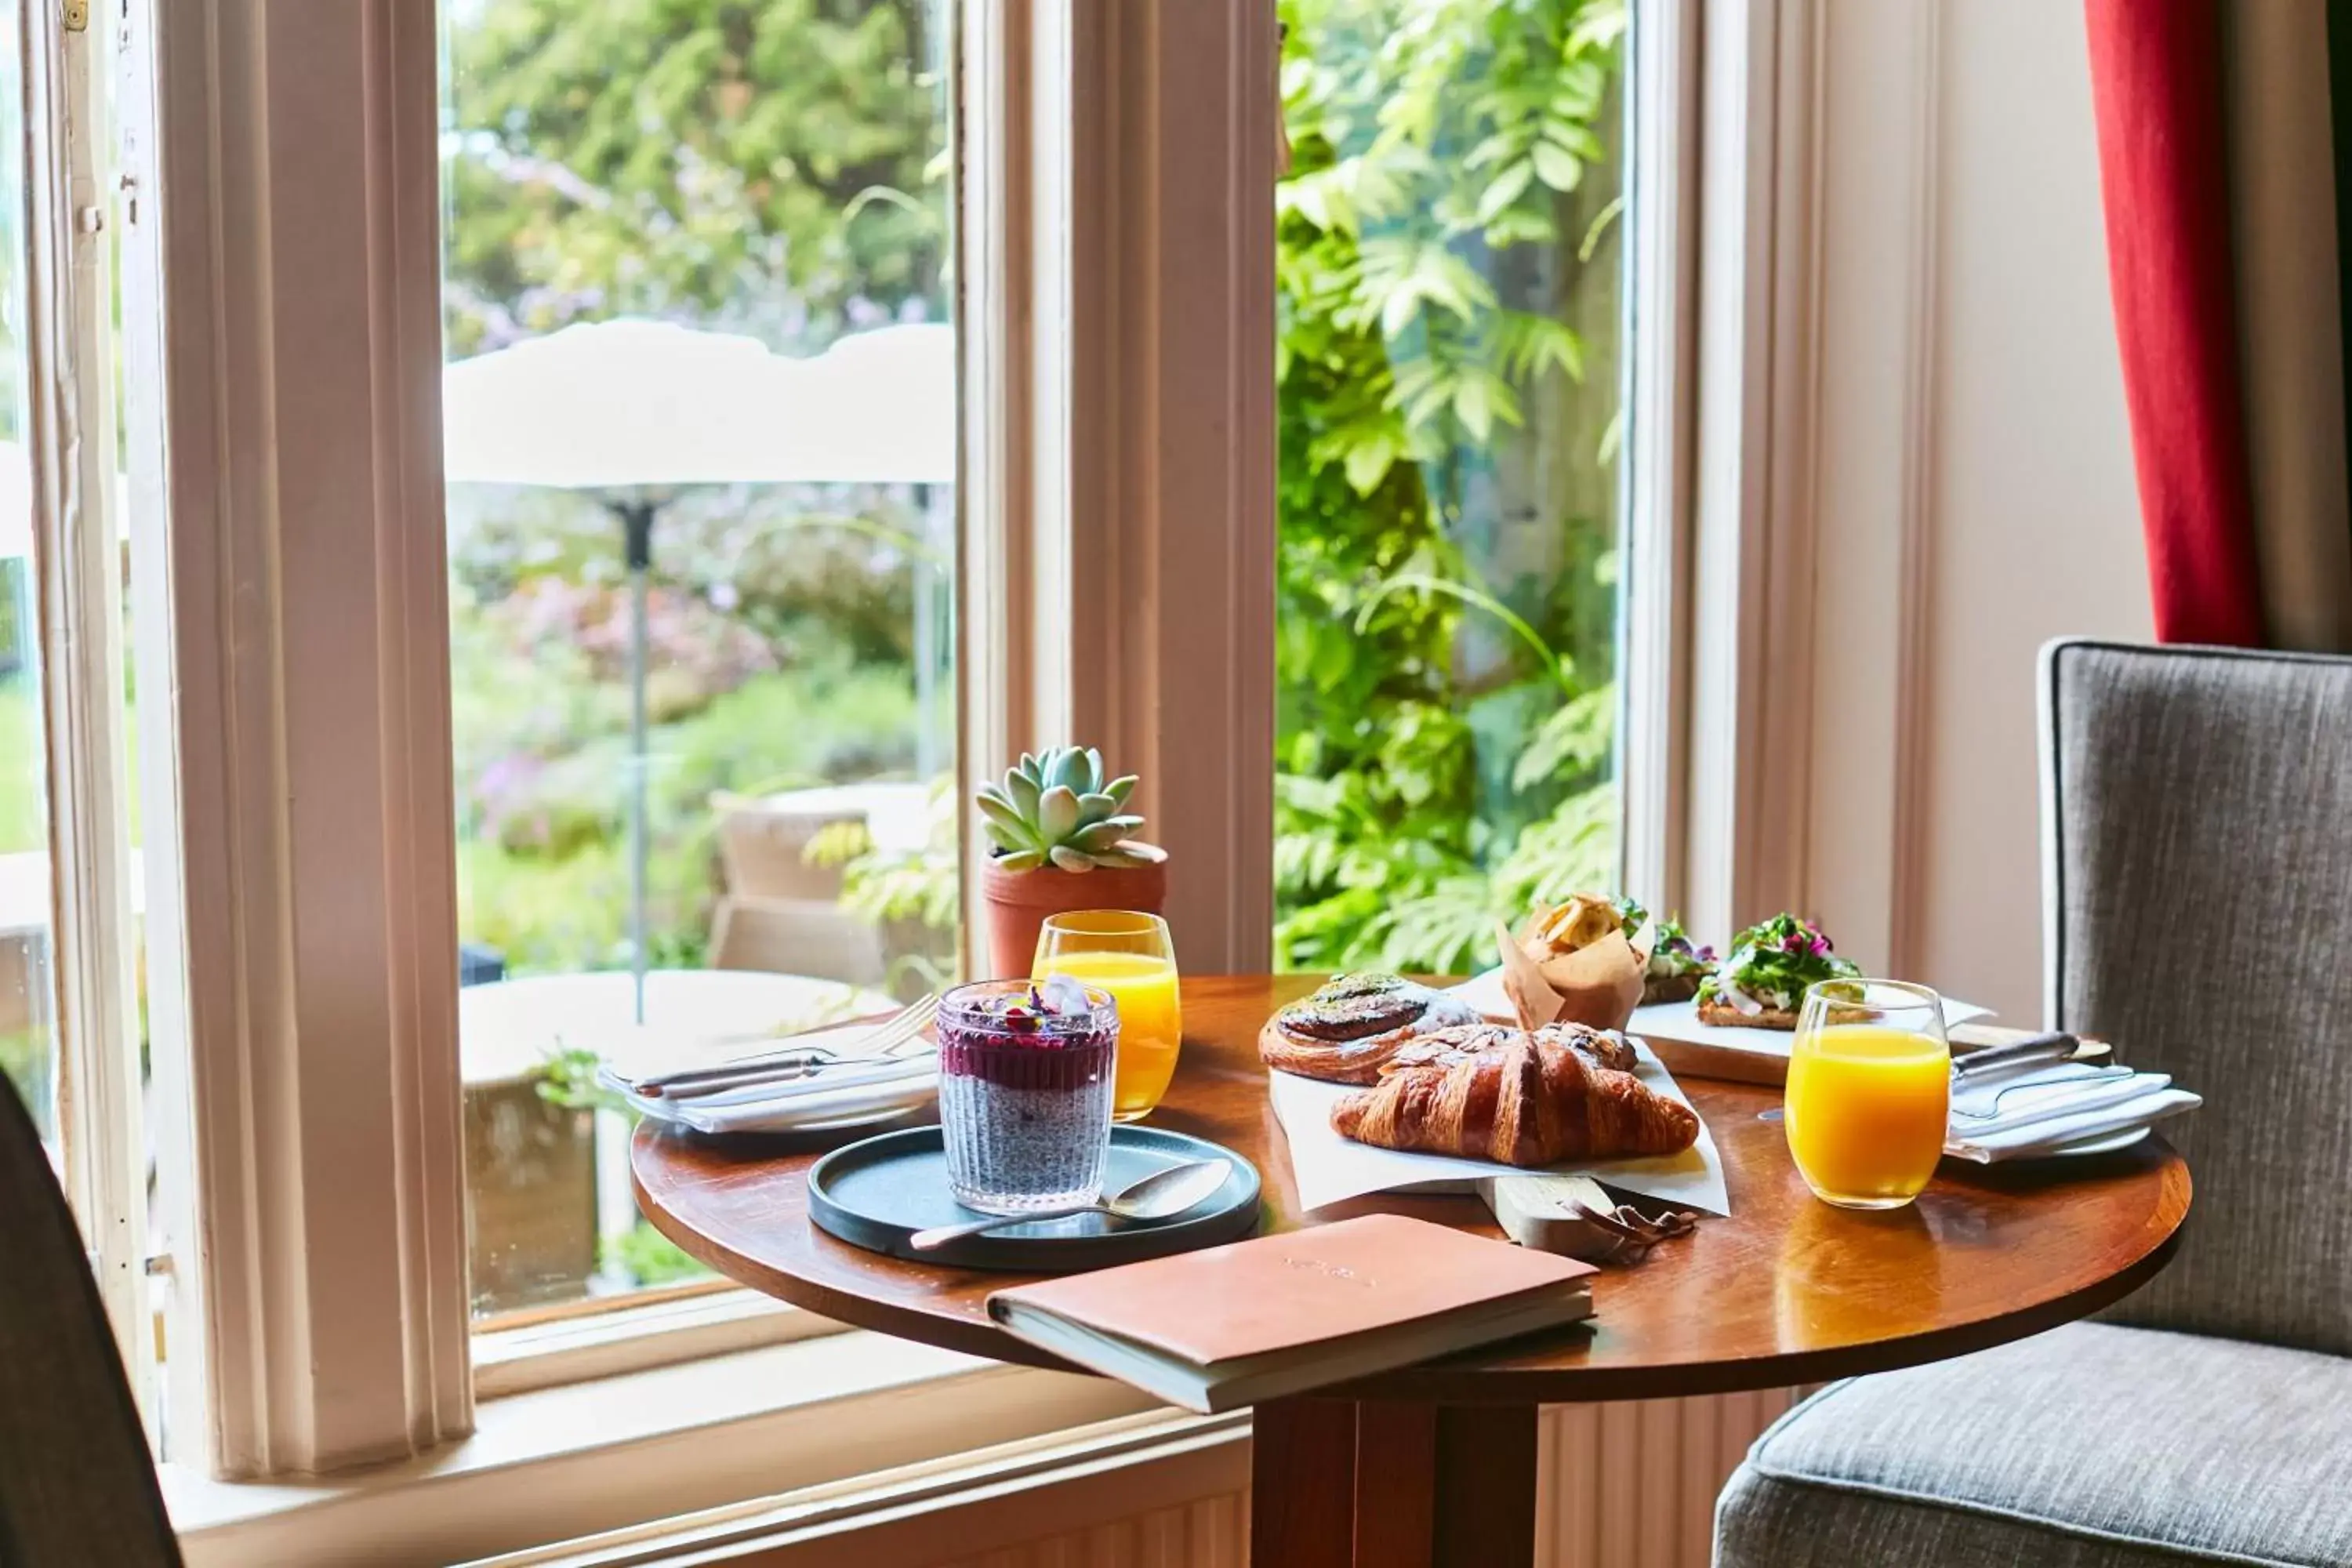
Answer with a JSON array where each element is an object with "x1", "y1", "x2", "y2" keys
[{"x1": 1714, "y1": 1322, "x2": 2352, "y2": 1568}]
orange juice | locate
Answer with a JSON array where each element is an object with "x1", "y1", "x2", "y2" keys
[
  {"x1": 1784, "y1": 1025, "x2": 1949, "y2": 1208},
  {"x1": 1034, "y1": 949, "x2": 1182, "y2": 1121}
]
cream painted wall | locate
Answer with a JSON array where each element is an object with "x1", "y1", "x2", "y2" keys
[
  {"x1": 1798, "y1": 0, "x2": 2148, "y2": 1025},
  {"x1": 1909, "y1": 0, "x2": 2149, "y2": 1022}
]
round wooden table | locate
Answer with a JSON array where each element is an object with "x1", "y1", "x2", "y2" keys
[{"x1": 634, "y1": 975, "x2": 2190, "y2": 1567}]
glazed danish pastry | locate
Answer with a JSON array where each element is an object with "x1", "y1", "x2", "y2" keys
[{"x1": 1256, "y1": 973, "x2": 1481, "y2": 1084}]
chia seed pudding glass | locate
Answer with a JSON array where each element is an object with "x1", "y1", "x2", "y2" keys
[{"x1": 936, "y1": 977, "x2": 1120, "y2": 1214}]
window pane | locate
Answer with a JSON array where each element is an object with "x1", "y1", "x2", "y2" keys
[
  {"x1": 0, "y1": 0, "x2": 55, "y2": 1148},
  {"x1": 1275, "y1": 0, "x2": 1628, "y2": 975},
  {"x1": 441, "y1": 0, "x2": 960, "y2": 1319}
]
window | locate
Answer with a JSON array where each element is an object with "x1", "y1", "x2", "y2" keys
[
  {"x1": 133, "y1": 1, "x2": 1795, "y2": 1549},
  {"x1": 437, "y1": 0, "x2": 962, "y2": 1319},
  {"x1": 1273, "y1": 0, "x2": 1630, "y2": 975},
  {"x1": 4, "y1": 0, "x2": 154, "y2": 1415}
]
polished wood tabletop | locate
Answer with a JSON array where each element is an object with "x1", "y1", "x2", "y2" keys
[{"x1": 633, "y1": 974, "x2": 2190, "y2": 1406}]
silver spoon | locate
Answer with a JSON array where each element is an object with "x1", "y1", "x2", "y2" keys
[{"x1": 908, "y1": 1158, "x2": 1231, "y2": 1251}]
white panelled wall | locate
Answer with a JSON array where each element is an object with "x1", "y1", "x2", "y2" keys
[
  {"x1": 727, "y1": 1398, "x2": 1795, "y2": 1568},
  {"x1": 1534, "y1": 1394, "x2": 1797, "y2": 1568}
]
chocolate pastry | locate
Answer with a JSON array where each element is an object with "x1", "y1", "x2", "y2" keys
[{"x1": 1257, "y1": 972, "x2": 1482, "y2": 1084}]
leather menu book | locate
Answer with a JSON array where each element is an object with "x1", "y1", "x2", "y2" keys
[{"x1": 985, "y1": 1213, "x2": 1595, "y2": 1413}]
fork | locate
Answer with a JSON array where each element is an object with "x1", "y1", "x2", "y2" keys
[
  {"x1": 629, "y1": 994, "x2": 939, "y2": 1099},
  {"x1": 1949, "y1": 1062, "x2": 2136, "y2": 1121}
]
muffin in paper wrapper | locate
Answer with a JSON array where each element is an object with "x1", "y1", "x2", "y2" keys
[{"x1": 1494, "y1": 920, "x2": 1646, "y2": 1034}]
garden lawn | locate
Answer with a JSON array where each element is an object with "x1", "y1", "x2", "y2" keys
[{"x1": 0, "y1": 677, "x2": 42, "y2": 854}]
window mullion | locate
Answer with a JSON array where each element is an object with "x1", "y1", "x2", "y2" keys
[
  {"x1": 23, "y1": 0, "x2": 149, "y2": 1403},
  {"x1": 136, "y1": 0, "x2": 469, "y2": 1478},
  {"x1": 955, "y1": 0, "x2": 1034, "y2": 967},
  {"x1": 1014, "y1": 0, "x2": 1279, "y2": 975}
]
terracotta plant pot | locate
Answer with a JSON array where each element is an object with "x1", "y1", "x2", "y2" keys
[{"x1": 980, "y1": 855, "x2": 1170, "y2": 979}]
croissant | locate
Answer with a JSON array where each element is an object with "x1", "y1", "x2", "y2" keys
[
  {"x1": 1384, "y1": 1020, "x2": 1639, "y2": 1076},
  {"x1": 1330, "y1": 1035, "x2": 1699, "y2": 1167}
]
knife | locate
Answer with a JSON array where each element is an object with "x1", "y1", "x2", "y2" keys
[{"x1": 1950, "y1": 1031, "x2": 2079, "y2": 1080}]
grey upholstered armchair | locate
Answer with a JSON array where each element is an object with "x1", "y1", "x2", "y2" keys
[{"x1": 1713, "y1": 640, "x2": 2352, "y2": 1567}]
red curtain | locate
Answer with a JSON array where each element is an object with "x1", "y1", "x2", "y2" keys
[{"x1": 2085, "y1": 0, "x2": 2267, "y2": 646}]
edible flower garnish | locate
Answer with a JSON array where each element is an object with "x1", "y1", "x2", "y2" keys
[
  {"x1": 1644, "y1": 915, "x2": 1716, "y2": 980},
  {"x1": 1697, "y1": 913, "x2": 1857, "y2": 1014},
  {"x1": 988, "y1": 974, "x2": 1096, "y2": 1034},
  {"x1": 1036, "y1": 973, "x2": 1093, "y2": 1018}
]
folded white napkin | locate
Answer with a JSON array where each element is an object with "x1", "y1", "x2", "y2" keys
[
  {"x1": 622, "y1": 1056, "x2": 938, "y2": 1135},
  {"x1": 1944, "y1": 1058, "x2": 2198, "y2": 1163},
  {"x1": 626, "y1": 1062, "x2": 936, "y2": 1133}
]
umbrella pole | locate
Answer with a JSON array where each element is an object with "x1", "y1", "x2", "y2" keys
[
  {"x1": 913, "y1": 485, "x2": 937, "y2": 782},
  {"x1": 619, "y1": 499, "x2": 657, "y2": 1027}
]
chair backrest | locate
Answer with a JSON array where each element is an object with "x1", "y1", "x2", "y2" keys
[
  {"x1": 2042, "y1": 639, "x2": 2352, "y2": 1356},
  {"x1": 0, "y1": 1075, "x2": 183, "y2": 1566}
]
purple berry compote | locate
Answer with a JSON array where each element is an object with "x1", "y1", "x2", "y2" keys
[{"x1": 936, "y1": 976, "x2": 1120, "y2": 1214}]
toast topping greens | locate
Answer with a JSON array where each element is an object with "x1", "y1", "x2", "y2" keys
[
  {"x1": 1642, "y1": 916, "x2": 1716, "y2": 982},
  {"x1": 1695, "y1": 913, "x2": 1857, "y2": 1016}
]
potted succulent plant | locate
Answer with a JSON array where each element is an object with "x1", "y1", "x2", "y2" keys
[{"x1": 975, "y1": 746, "x2": 1168, "y2": 977}]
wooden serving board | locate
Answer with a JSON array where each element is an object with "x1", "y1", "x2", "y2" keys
[{"x1": 1477, "y1": 1174, "x2": 1629, "y2": 1258}]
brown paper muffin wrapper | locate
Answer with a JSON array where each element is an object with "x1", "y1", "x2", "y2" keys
[{"x1": 1495, "y1": 924, "x2": 1645, "y2": 1034}]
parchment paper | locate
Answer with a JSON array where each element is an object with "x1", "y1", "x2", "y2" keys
[{"x1": 1266, "y1": 1040, "x2": 1730, "y2": 1216}]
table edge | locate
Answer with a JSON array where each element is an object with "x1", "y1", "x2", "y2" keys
[{"x1": 633, "y1": 1133, "x2": 2192, "y2": 1406}]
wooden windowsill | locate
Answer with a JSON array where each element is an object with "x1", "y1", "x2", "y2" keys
[
  {"x1": 162, "y1": 1330, "x2": 1163, "y2": 1567},
  {"x1": 470, "y1": 1287, "x2": 845, "y2": 1401}
]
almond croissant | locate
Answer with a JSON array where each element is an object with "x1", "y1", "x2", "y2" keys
[
  {"x1": 1384, "y1": 1019, "x2": 1639, "y2": 1076},
  {"x1": 1330, "y1": 1035, "x2": 1700, "y2": 1167}
]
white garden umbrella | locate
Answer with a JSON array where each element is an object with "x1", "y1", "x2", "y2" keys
[
  {"x1": 443, "y1": 319, "x2": 953, "y2": 488},
  {"x1": 442, "y1": 318, "x2": 954, "y2": 1020}
]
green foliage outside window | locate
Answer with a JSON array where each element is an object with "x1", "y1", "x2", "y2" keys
[
  {"x1": 444, "y1": 0, "x2": 947, "y2": 355},
  {"x1": 1274, "y1": 0, "x2": 1629, "y2": 974}
]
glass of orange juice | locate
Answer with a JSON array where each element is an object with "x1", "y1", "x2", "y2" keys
[
  {"x1": 1784, "y1": 978, "x2": 1950, "y2": 1210},
  {"x1": 1033, "y1": 910, "x2": 1181, "y2": 1122}
]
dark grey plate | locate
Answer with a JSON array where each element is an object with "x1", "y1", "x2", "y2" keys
[{"x1": 808, "y1": 1123, "x2": 1261, "y2": 1272}]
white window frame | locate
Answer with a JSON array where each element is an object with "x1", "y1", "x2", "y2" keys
[
  {"x1": 1675, "y1": 0, "x2": 1823, "y2": 941},
  {"x1": 1668, "y1": 0, "x2": 1952, "y2": 973},
  {"x1": 20, "y1": 0, "x2": 151, "y2": 1407},
  {"x1": 120, "y1": 0, "x2": 1878, "y2": 1558},
  {"x1": 132, "y1": 0, "x2": 470, "y2": 1477},
  {"x1": 1617, "y1": 0, "x2": 1702, "y2": 915}
]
